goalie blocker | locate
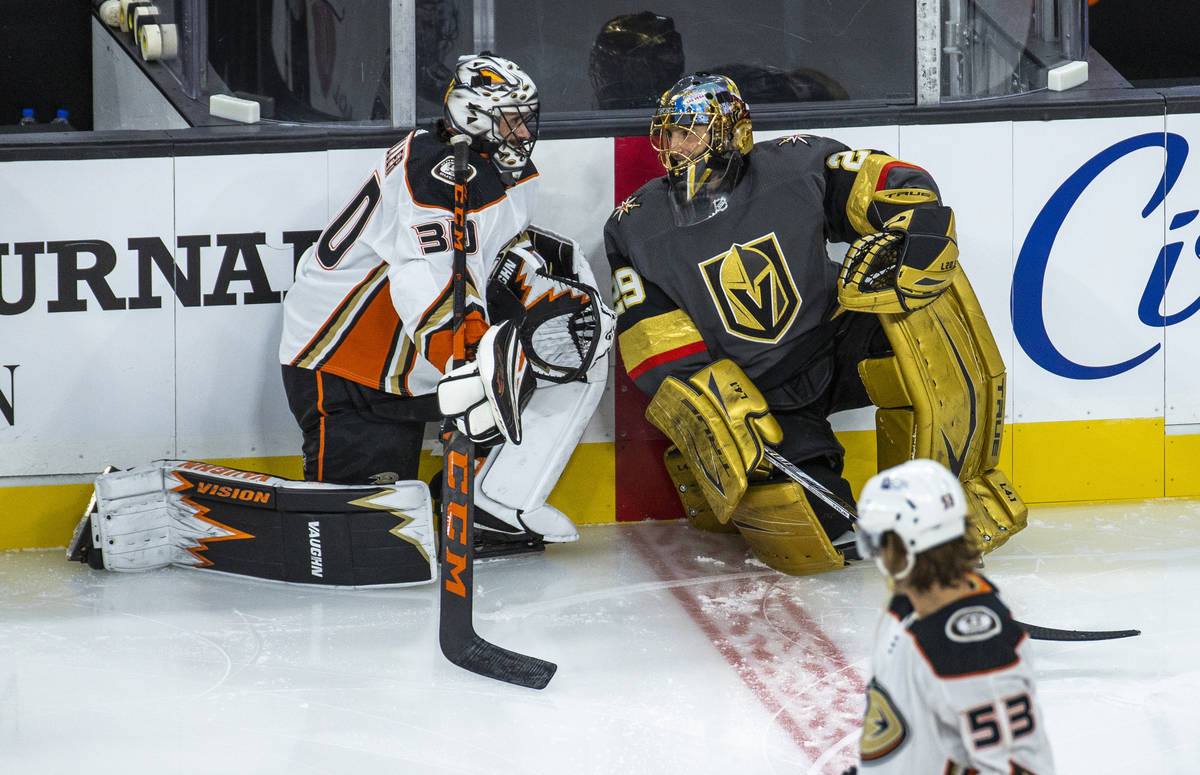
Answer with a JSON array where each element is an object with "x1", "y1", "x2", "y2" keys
[{"x1": 68, "y1": 460, "x2": 437, "y2": 588}]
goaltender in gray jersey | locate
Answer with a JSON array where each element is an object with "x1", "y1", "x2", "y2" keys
[
  {"x1": 605, "y1": 133, "x2": 857, "y2": 395},
  {"x1": 605, "y1": 72, "x2": 1026, "y2": 578}
]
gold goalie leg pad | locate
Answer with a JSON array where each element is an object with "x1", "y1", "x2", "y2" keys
[
  {"x1": 663, "y1": 446, "x2": 738, "y2": 533},
  {"x1": 963, "y1": 468, "x2": 1029, "y2": 553},
  {"x1": 730, "y1": 480, "x2": 845, "y2": 575}
]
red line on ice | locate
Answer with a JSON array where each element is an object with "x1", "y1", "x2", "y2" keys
[{"x1": 626, "y1": 526, "x2": 864, "y2": 770}]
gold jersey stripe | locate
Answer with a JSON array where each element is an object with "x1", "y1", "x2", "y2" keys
[
  {"x1": 412, "y1": 279, "x2": 482, "y2": 345},
  {"x1": 618, "y1": 309, "x2": 705, "y2": 373}
]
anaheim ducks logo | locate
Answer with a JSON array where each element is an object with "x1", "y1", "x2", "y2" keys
[
  {"x1": 699, "y1": 233, "x2": 800, "y2": 342},
  {"x1": 860, "y1": 678, "x2": 908, "y2": 761},
  {"x1": 432, "y1": 155, "x2": 478, "y2": 186}
]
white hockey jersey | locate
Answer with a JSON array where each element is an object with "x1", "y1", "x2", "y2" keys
[
  {"x1": 857, "y1": 574, "x2": 1055, "y2": 774},
  {"x1": 279, "y1": 129, "x2": 539, "y2": 396}
]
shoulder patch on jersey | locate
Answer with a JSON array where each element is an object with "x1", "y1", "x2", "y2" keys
[
  {"x1": 404, "y1": 133, "x2": 508, "y2": 212},
  {"x1": 430, "y1": 155, "x2": 478, "y2": 186},
  {"x1": 612, "y1": 194, "x2": 641, "y2": 221},
  {"x1": 860, "y1": 678, "x2": 909, "y2": 762},
  {"x1": 909, "y1": 593, "x2": 1023, "y2": 678},
  {"x1": 945, "y1": 605, "x2": 1003, "y2": 643},
  {"x1": 775, "y1": 134, "x2": 813, "y2": 146}
]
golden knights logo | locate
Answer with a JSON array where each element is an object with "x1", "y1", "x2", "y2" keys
[
  {"x1": 699, "y1": 233, "x2": 800, "y2": 342},
  {"x1": 775, "y1": 134, "x2": 813, "y2": 146},
  {"x1": 612, "y1": 194, "x2": 640, "y2": 221}
]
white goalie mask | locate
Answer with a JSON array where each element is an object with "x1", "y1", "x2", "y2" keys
[
  {"x1": 854, "y1": 459, "x2": 967, "y2": 580},
  {"x1": 443, "y1": 53, "x2": 540, "y2": 182}
]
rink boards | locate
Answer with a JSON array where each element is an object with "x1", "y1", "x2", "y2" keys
[{"x1": 3, "y1": 112, "x2": 1200, "y2": 548}]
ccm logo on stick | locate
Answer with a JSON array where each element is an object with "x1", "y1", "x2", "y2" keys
[{"x1": 442, "y1": 448, "x2": 470, "y2": 598}]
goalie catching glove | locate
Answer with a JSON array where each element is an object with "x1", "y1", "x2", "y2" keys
[
  {"x1": 487, "y1": 226, "x2": 616, "y2": 383},
  {"x1": 838, "y1": 205, "x2": 959, "y2": 313},
  {"x1": 437, "y1": 319, "x2": 535, "y2": 445}
]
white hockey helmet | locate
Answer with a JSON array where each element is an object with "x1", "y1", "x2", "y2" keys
[
  {"x1": 443, "y1": 53, "x2": 539, "y2": 180},
  {"x1": 854, "y1": 459, "x2": 967, "y2": 579}
]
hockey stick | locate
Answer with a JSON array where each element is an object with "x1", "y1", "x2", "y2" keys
[
  {"x1": 762, "y1": 448, "x2": 1141, "y2": 642},
  {"x1": 1012, "y1": 621, "x2": 1141, "y2": 641},
  {"x1": 437, "y1": 134, "x2": 557, "y2": 689},
  {"x1": 763, "y1": 448, "x2": 857, "y2": 524}
]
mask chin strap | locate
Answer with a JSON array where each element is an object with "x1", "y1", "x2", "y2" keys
[{"x1": 875, "y1": 549, "x2": 916, "y2": 582}]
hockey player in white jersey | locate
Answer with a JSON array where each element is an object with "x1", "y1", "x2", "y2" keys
[
  {"x1": 278, "y1": 52, "x2": 611, "y2": 552},
  {"x1": 847, "y1": 459, "x2": 1055, "y2": 774},
  {"x1": 67, "y1": 54, "x2": 613, "y2": 586}
]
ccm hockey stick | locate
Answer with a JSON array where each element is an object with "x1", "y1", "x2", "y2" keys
[
  {"x1": 437, "y1": 135, "x2": 557, "y2": 689},
  {"x1": 762, "y1": 448, "x2": 1141, "y2": 642}
]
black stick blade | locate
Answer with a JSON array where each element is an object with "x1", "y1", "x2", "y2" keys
[
  {"x1": 1017, "y1": 620, "x2": 1141, "y2": 642},
  {"x1": 441, "y1": 635, "x2": 558, "y2": 690}
]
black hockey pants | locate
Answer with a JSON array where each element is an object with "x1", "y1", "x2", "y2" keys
[{"x1": 281, "y1": 365, "x2": 439, "y2": 485}]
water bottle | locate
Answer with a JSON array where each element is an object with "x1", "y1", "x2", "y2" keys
[
  {"x1": 49, "y1": 109, "x2": 73, "y2": 130},
  {"x1": 18, "y1": 108, "x2": 36, "y2": 127}
]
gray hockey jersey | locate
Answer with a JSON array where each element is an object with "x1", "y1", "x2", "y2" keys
[{"x1": 604, "y1": 135, "x2": 944, "y2": 397}]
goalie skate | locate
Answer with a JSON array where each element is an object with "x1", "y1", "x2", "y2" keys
[{"x1": 429, "y1": 469, "x2": 558, "y2": 559}]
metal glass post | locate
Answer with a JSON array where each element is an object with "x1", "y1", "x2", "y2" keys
[
  {"x1": 391, "y1": 0, "x2": 416, "y2": 128},
  {"x1": 916, "y1": 0, "x2": 942, "y2": 104}
]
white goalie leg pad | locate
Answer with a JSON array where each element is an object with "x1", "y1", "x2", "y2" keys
[
  {"x1": 87, "y1": 460, "x2": 437, "y2": 587},
  {"x1": 475, "y1": 355, "x2": 607, "y2": 542}
]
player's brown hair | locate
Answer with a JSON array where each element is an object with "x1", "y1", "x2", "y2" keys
[{"x1": 882, "y1": 532, "x2": 980, "y2": 592}]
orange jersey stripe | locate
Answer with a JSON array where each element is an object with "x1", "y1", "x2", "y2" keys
[{"x1": 318, "y1": 281, "x2": 404, "y2": 387}]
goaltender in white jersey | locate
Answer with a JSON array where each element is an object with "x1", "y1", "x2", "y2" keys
[
  {"x1": 66, "y1": 54, "x2": 613, "y2": 588},
  {"x1": 849, "y1": 460, "x2": 1055, "y2": 774},
  {"x1": 278, "y1": 53, "x2": 611, "y2": 549},
  {"x1": 278, "y1": 124, "x2": 536, "y2": 399}
]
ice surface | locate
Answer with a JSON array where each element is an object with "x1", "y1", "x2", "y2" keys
[{"x1": 2, "y1": 499, "x2": 1198, "y2": 774}]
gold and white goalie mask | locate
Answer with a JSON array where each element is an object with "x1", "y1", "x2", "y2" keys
[
  {"x1": 649, "y1": 73, "x2": 754, "y2": 226},
  {"x1": 487, "y1": 226, "x2": 616, "y2": 383}
]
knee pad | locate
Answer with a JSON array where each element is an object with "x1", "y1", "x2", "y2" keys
[
  {"x1": 730, "y1": 480, "x2": 846, "y2": 576},
  {"x1": 645, "y1": 359, "x2": 782, "y2": 524},
  {"x1": 857, "y1": 272, "x2": 1027, "y2": 551}
]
